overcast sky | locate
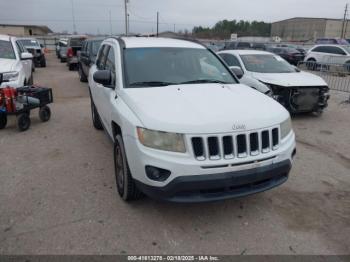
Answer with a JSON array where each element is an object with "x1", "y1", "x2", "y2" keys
[{"x1": 0, "y1": 0, "x2": 348, "y2": 34}]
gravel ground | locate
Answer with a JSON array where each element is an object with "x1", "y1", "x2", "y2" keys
[{"x1": 0, "y1": 54, "x2": 349, "y2": 255}]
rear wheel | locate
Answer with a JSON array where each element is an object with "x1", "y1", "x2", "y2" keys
[
  {"x1": 17, "y1": 113, "x2": 31, "y2": 131},
  {"x1": 114, "y1": 134, "x2": 142, "y2": 201},
  {"x1": 344, "y1": 61, "x2": 350, "y2": 72},
  {"x1": 39, "y1": 106, "x2": 51, "y2": 122},
  {"x1": 69, "y1": 64, "x2": 75, "y2": 71}
]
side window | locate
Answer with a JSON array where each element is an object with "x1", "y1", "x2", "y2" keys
[
  {"x1": 16, "y1": 41, "x2": 25, "y2": 53},
  {"x1": 96, "y1": 45, "x2": 109, "y2": 70},
  {"x1": 312, "y1": 47, "x2": 324, "y2": 53},
  {"x1": 328, "y1": 46, "x2": 346, "y2": 55},
  {"x1": 105, "y1": 47, "x2": 116, "y2": 86},
  {"x1": 220, "y1": 54, "x2": 241, "y2": 68}
]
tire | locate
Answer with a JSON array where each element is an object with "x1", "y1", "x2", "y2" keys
[
  {"x1": 40, "y1": 57, "x2": 46, "y2": 67},
  {"x1": 344, "y1": 61, "x2": 350, "y2": 72},
  {"x1": 69, "y1": 64, "x2": 75, "y2": 71},
  {"x1": 114, "y1": 134, "x2": 142, "y2": 201},
  {"x1": 306, "y1": 59, "x2": 316, "y2": 71},
  {"x1": 0, "y1": 113, "x2": 7, "y2": 129},
  {"x1": 79, "y1": 65, "x2": 88, "y2": 82},
  {"x1": 39, "y1": 106, "x2": 51, "y2": 122},
  {"x1": 17, "y1": 113, "x2": 31, "y2": 132},
  {"x1": 60, "y1": 58, "x2": 65, "y2": 63},
  {"x1": 91, "y1": 99, "x2": 103, "y2": 130},
  {"x1": 32, "y1": 63, "x2": 35, "y2": 72},
  {"x1": 27, "y1": 74, "x2": 34, "y2": 85}
]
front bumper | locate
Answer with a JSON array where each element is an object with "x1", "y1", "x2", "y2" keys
[
  {"x1": 272, "y1": 86, "x2": 330, "y2": 113},
  {"x1": 135, "y1": 159, "x2": 292, "y2": 203},
  {"x1": 124, "y1": 130, "x2": 296, "y2": 203}
]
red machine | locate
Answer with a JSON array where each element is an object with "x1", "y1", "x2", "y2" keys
[
  {"x1": 0, "y1": 85, "x2": 53, "y2": 131},
  {"x1": 0, "y1": 87, "x2": 17, "y2": 113}
]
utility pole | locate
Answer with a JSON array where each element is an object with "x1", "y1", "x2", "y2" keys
[
  {"x1": 156, "y1": 11, "x2": 159, "y2": 37},
  {"x1": 109, "y1": 10, "x2": 112, "y2": 35},
  {"x1": 70, "y1": 0, "x2": 77, "y2": 34},
  {"x1": 124, "y1": 0, "x2": 128, "y2": 36},
  {"x1": 127, "y1": 14, "x2": 130, "y2": 34},
  {"x1": 341, "y1": 3, "x2": 348, "y2": 38}
]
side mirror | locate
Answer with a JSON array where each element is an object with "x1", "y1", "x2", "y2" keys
[
  {"x1": 229, "y1": 66, "x2": 244, "y2": 79},
  {"x1": 40, "y1": 44, "x2": 44, "y2": 48},
  {"x1": 93, "y1": 70, "x2": 114, "y2": 88},
  {"x1": 21, "y1": 52, "x2": 33, "y2": 60}
]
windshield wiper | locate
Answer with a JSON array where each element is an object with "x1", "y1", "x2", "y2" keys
[
  {"x1": 179, "y1": 79, "x2": 230, "y2": 85},
  {"x1": 129, "y1": 81, "x2": 178, "y2": 87}
]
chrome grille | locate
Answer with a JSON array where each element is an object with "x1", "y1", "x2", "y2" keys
[{"x1": 191, "y1": 127, "x2": 280, "y2": 161}]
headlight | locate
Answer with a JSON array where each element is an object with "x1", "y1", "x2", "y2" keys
[
  {"x1": 280, "y1": 117, "x2": 292, "y2": 139},
  {"x1": 3, "y1": 71, "x2": 19, "y2": 82},
  {"x1": 137, "y1": 127, "x2": 186, "y2": 153}
]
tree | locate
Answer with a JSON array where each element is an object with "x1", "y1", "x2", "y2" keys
[{"x1": 193, "y1": 19, "x2": 271, "y2": 39}]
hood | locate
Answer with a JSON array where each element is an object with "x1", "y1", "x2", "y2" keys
[
  {"x1": 121, "y1": 84, "x2": 289, "y2": 134},
  {"x1": 251, "y1": 71, "x2": 327, "y2": 87},
  {"x1": 0, "y1": 59, "x2": 17, "y2": 73}
]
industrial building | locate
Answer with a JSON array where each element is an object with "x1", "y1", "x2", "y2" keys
[
  {"x1": 271, "y1": 17, "x2": 350, "y2": 42},
  {"x1": 0, "y1": 24, "x2": 53, "y2": 36}
]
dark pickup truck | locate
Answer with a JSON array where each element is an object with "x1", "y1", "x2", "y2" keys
[
  {"x1": 66, "y1": 36, "x2": 87, "y2": 71},
  {"x1": 77, "y1": 38, "x2": 103, "y2": 82}
]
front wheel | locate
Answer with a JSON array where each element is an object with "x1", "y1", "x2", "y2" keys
[
  {"x1": 17, "y1": 113, "x2": 31, "y2": 131},
  {"x1": 114, "y1": 134, "x2": 142, "y2": 201},
  {"x1": 27, "y1": 74, "x2": 34, "y2": 85}
]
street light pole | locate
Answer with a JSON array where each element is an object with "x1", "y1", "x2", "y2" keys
[{"x1": 124, "y1": 0, "x2": 128, "y2": 36}]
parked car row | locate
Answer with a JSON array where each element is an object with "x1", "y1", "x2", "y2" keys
[{"x1": 55, "y1": 35, "x2": 88, "y2": 71}]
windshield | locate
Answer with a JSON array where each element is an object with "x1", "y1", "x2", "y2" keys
[
  {"x1": 91, "y1": 40, "x2": 103, "y2": 56},
  {"x1": 19, "y1": 39, "x2": 40, "y2": 47},
  {"x1": 240, "y1": 54, "x2": 296, "y2": 73},
  {"x1": 0, "y1": 40, "x2": 16, "y2": 59},
  {"x1": 124, "y1": 47, "x2": 237, "y2": 87}
]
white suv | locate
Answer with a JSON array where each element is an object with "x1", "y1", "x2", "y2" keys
[
  {"x1": 0, "y1": 34, "x2": 33, "y2": 88},
  {"x1": 304, "y1": 44, "x2": 350, "y2": 65},
  {"x1": 89, "y1": 37, "x2": 296, "y2": 203}
]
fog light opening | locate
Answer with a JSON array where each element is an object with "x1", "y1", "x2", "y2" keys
[{"x1": 145, "y1": 166, "x2": 171, "y2": 182}]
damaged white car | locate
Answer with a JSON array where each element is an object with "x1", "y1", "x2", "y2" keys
[{"x1": 218, "y1": 50, "x2": 330, "y2": 114}]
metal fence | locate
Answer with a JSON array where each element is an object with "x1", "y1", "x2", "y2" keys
[{"x1": 298, "y1": 61, "x2": 350, "y2": 94}]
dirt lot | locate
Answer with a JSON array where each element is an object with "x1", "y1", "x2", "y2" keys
[{"x1": 0, "y1": 54, "x2": 349, "y2": 255}]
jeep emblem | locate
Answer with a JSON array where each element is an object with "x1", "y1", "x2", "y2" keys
[{"x1": 232, "y1": 124, "x2": 246, "y2": 130}]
